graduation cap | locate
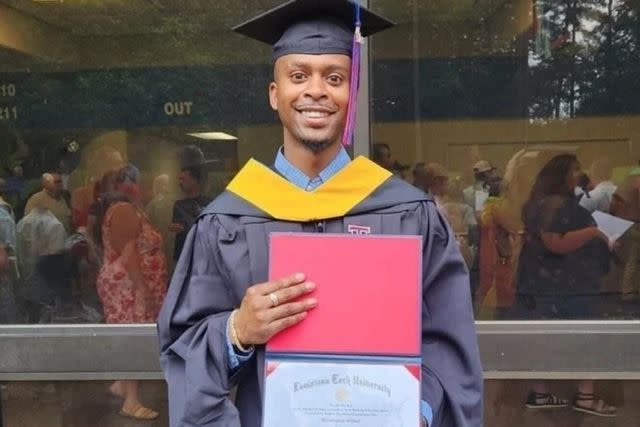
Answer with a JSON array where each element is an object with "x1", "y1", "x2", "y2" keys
[{"x1": 233, "y1": 0, "x2": 394, "y2": 146}]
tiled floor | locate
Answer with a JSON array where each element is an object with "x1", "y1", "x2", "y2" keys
[{"x1": 1, "y1": 379, "x2": 638, "y2": 426}]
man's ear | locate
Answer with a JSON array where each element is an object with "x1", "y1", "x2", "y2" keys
[{"x1": 269, "y1": 82, "x2": 278, "y2": 111}]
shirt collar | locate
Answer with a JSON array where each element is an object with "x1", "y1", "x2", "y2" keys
[{"x1": 274, "y1": 145, "x2": 351, "y2": 190}]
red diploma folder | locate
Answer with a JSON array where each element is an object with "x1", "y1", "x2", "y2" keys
[{"x1": 267, "y1": 233, "x2": 422, "y2": 356}]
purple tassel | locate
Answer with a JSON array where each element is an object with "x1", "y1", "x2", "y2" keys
[{"x1": 342, "y1": 21, "x2": 363, "y2": 146}]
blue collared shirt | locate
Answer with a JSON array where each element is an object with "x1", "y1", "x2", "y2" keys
[
  {"x1": 226, "y1": 146, "x2": 433, "y2": 426},
  {"x1": 273, "y1": 145, "x2": 351, "y2": 191}
]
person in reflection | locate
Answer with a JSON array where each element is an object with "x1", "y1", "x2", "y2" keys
[
  {"x1": 475, "y1": 177, "x2": 519, "y2": 319},
  {"x1": 158, "y1": 1, "x2": 482, "y2": 427},
  {"x1": 5, "y1": 165, "x2": 26, "y2": 219},
  {"x1": 24, "y1": 173, "x2": 72, "y2": 234},
  {"x1": 463, "y1": 160, "x2": 497, "y2": 212},
  {"x1": 93, "y1": 168, "x2": 168, "y2": 420},
  {"x1": 440, "y1": 177, "x2": 478, "y2": 270},
  {"x1": 16, "y1": 198, "x2": 68, "y2": 323},
  {"x1": 372, "y1": 142, "x2": 409, "y2": 180},
  {"x1": 514, "y1": 154, "x2": 616, "y2": 416},
  {"x1": 169, "y1": 146, "x2": 212, "y2": 262},
  {"x1": 371, "y1": 142, "x2": 394, "y2": 170},
  {"x1": 0, "y1": 242, "x2": 18, "y2": 323},
  {"x1": 0, "y1": 179, "x2": 18, "y2": 323},
  {"x1": 72, "y1": 145, "x2": 126, "y2": 232},
  {"x1": 391, "y1": 160, "x2": 411, "y2": 181},
  {"x1": 413, "y1": 162, "x2": 450, "y2": 212},
  {"x1": 608, "y1": 168, "x2": 640, "y2": 308},
  {"x1": 0, "y1": 178, "x2": 16, "y2": 258},
  {"x1": 145, "y1": 174, "x2": 175, "y2": 271},
  {"x1": 574, "y1": 171, "x2": 594, "y2": 201},
  {"x1": 579, "y1": 158, "x2": 617, "y2": 213}
]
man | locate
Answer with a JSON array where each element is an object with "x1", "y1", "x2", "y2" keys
[
  {"x1": 5, "y1": 165, "x2": 25, "y2": 218},
  {"x1": 146, "y1": 174, "x2": 175, "y2": 268},
  {"x1": 372, "y1": 143, "x2": 394, "y2": 170},
  {"x1": 463, "y1": 160, "x2": 496, "y2": 212},
  {"x1": 0, "y1": 178, "x2": 18, "y2": 323},
  {"x1": 24, "y1": 173, "x2": 72, "y2": 233},
  {"x1": 414, "y1": 162, "x2": 451, "y2": 209},
  {"x1": 169, "y1": 146, "x2": 213, "y2": 262},
  {"x1": 158, "y1": 1, "x2": 482, "y2": 427},
  {"x1": 16, "y1": 198, "x2": 68, "y2": 322},
  {"x1": 391, "y1": 160, "x2": 411, "y2": 181},
  {"x1": 0, "y1": 178, "x2": 16, "y2": 253}
]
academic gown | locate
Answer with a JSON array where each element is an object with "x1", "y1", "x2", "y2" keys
[{"x1": 157, "y1": 156, "x2": 483, "y2": 427}]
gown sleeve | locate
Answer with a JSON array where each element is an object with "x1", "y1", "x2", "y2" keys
[
  {"x1": 157, "y1": 214, "x2": 248, "y2": 427},
  {"x1": 420, "y1": 201, "x2": 484, "y2": 427}
]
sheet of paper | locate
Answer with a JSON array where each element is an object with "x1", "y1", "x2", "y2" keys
[
  {"x1": 268, "y1": 233, "x2": 422, "y2": 356},
  {"x1": 592, "y1": 211, "x2": 634, "y2": 242},
  {"x1": 475, "y1": 190, "x2": 489, "y2": 211},
  {"x1": 263, "y1": 358, "x2": 421, "y2": 427}
]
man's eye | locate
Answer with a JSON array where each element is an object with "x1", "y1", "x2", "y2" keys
[
  {"x1": 328, "y1": 75, "x2": 344, "y2": 84},
  {"x1": 291, "y1": 72, "x2": 307, "y2": 81}
]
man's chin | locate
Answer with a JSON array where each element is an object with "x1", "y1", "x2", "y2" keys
[{"x1": 299, "y1": 139, "x2": 335, "y2": 154}]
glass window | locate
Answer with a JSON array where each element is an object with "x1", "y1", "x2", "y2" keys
[
  {"x1": 0, "y1": 0, "x2": 283, "y2": 325},
  {"x1": 0, "y1": 1, "x2": 287, "y2": 421},
  {"x1": 371, "y1": 0, "x2": 640, "y2": 320}
]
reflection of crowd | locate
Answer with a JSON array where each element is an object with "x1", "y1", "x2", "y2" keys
[
  {"x1": 0, "y1": 144, "x2": 218, "y2": 419},
  {"x1": 0, "y1": 145, "x2": 219, "y2": 325},
  {"x1": 372, "y1": 146, "x2": 639, "y2": 322},
  {"x1": 373, "y1": 146, "x2": 635, "y2": 416}
]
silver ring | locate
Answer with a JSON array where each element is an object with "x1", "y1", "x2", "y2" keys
[{"x1": 269, "y1": 292, "x2": 280, "y2": 307}]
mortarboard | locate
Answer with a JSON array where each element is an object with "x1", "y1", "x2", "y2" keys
[
  {"x1": 233, "y1": 0, "x2": 394, "y2": 146},
  {"x1": 232, "y1": 0, "x2": 393, "y2": 62}
]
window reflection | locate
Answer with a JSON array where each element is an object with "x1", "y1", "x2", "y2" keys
[
  {"x1": 371, "y1": 0, "x2": 640, "y2": 320},
  {"x1": 0, "y1": 130, "x2": 248, "y2": 325},
  {"x1": 0, "y1": 1, "x2": 283, "y2": 325},
  {"x1": 1, "y1": 0, "x2": 639, "y2": 326}
]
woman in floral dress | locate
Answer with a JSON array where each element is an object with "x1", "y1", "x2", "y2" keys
[{"x1": 94, "y1": 169, "x2": 168, "y2": 420}]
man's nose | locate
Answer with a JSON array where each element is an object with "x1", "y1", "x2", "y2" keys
[{"x1": 303, "y1": 75, "x2": 327, "y2": 100}]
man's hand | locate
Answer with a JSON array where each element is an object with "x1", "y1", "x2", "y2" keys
[
  {"x1": 168, "y1": 222, "x2": 185, "y2": 233},
  {"x1": 234, "y1": 273, "x2": 317, "y2": 346}
]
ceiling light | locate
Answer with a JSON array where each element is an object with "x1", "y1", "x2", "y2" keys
[{"x1": 187, "y1": 132, "x2": 238, "y2": 141}]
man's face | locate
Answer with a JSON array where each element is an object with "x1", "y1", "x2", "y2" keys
[
  {"x1": 269, "y1": 54, "x2": 351, "y2": 153},
  {"x1": 178, "y1": 170, "x2": 198, "y2": 194},
  {"x1": 378, "y1": 147, "x2": 393, "y2": 169},
  {"x1": 45, "y1": 174, "x2": 63, "y2": 196}
]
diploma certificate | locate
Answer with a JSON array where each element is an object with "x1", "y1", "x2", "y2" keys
[{"x1": 263, "y1": 359, "x2": 421, "y2": 427}]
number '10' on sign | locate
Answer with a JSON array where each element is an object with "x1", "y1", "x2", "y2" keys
[{"x1": 0, "y1": 84, "x2": 16, "y2": 97}]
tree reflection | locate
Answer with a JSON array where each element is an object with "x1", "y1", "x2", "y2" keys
[{"x1": 529, "y1": 0, "x2": 640, "y2": 119}]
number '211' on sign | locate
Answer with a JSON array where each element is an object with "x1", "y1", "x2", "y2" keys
[{"x1": 0, "y1": 106, "x2": 18, "y2": 121}]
